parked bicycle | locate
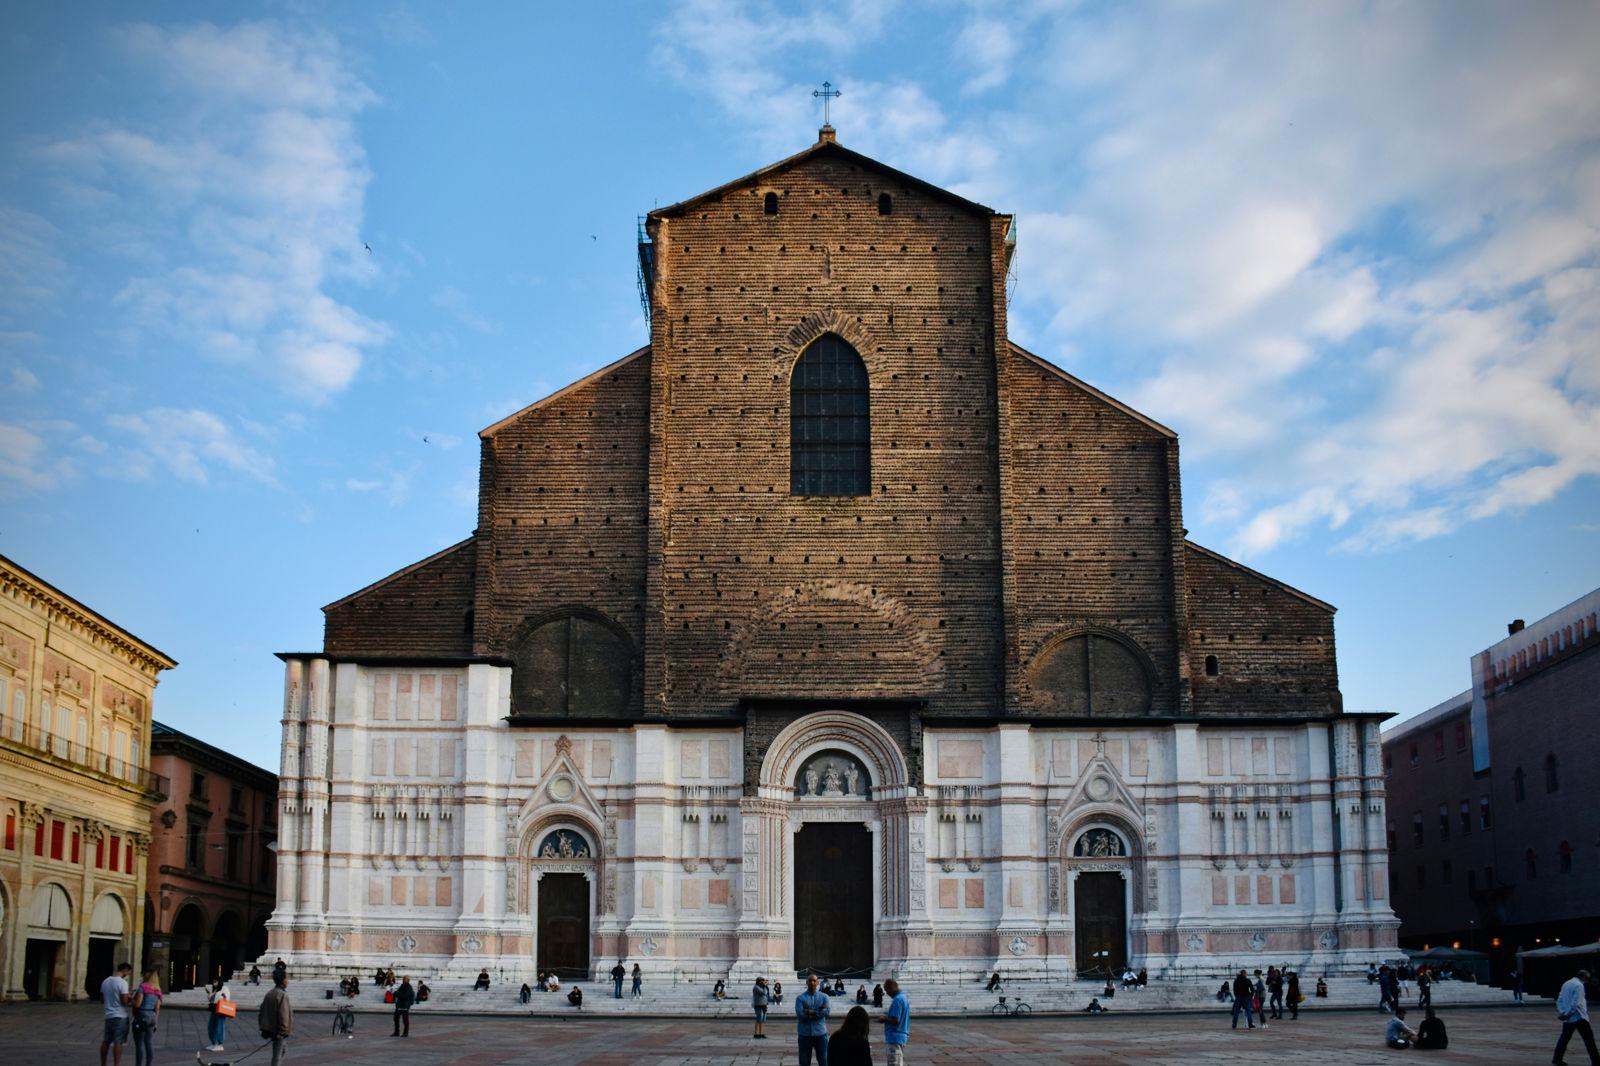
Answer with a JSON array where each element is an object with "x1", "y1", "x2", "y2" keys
[
  {"x1": 992, "y1": 994, "x2": 1031, "y2": 1017},
  {"x1": 332, "y1": 1004, "x2": 357, "y2": 1036}
]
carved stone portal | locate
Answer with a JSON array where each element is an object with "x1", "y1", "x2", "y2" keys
[{"x1": 794, "y1": 750, "x2": 871, "y2": 800}]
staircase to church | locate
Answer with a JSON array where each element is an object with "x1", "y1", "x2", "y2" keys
[{"x1": 162, "y1": 973, "x2": 1535, "y2": 1018}]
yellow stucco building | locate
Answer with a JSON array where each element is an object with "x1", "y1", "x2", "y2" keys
[{"x1": 0, "y1": 554, "x2": 175, "y2": 1000}]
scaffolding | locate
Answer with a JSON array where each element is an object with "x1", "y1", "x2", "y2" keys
[{"x1": 636, "y1": 216, "x2": 655, "y2": 327}]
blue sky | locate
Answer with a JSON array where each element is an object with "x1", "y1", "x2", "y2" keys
[{"x1": 3, "y1": 2, "x2": 1597, "y2": 771}]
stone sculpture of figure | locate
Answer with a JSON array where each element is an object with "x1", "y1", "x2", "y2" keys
[
  {"x1": 540, "y1": 839, "x2": 559, "y2": 858},
  {"x1": 843, "y1": 766, "x2": 860, "y2": 796},
  {"x1": 821, "y1": 764, "x2": 843, "y2": 797},
  {"x1": 1090, "y1": 830, "x2": 1121, "y2": 857},
  {"x1": 558, "y1": 832, "x2": 576, "y2": 859},
  {"x1": 804, "y1": 768, "x2": 819, "y2": 796}
]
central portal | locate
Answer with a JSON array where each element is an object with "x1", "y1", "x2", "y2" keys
[
  {"x1": 1074, "y1": 871, "x2": 1128, "y2": 977},
  {"x1": 536, "y1": 873, "x2": 590, "y2": 978},
  {"x1": 793, "y1": 822, "x2": 872, "y2": 977}
]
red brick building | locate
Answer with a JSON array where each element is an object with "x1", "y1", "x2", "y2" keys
[
  {"x1": 268, "y1": 129, "x2": 1395, "y2": 984},
  {"x1": 1383, "y1": 587, "x2": 1600, "y2": 974},
  {"x1": 145, "y1": 722, "x2": 275, "y2": 990}
]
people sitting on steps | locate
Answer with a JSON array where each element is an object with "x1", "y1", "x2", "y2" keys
[{"x1": 474, "y1": 969, "x2": 491, "y2": 991}]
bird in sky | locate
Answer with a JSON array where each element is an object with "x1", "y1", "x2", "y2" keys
[{"x1": 364, "y1": 242, "x2": 373, "y2": 253}]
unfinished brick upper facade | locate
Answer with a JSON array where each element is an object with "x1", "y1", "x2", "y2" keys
[{"x1": 323, "y1": 133, "x2": 1341, "y2": 727}]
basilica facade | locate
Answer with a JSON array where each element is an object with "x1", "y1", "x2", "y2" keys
[{"x1": 267, "y1": 129, "x2": 1397, "y2": 982}]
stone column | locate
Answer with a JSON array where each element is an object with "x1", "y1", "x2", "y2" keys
[
  {"x1": 730, "y1": 797, "x2": 787, "y2": 979},
  {"x1": 453, "y1": 663, "x2": 507, "y2": 967},
  {"x1": 5, "y1": 802, "x2": 46, "y2": 998}
]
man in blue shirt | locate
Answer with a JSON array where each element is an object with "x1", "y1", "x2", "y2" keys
[
  {"x1": 794, "y1": 973, "x2": 832, "y2": 1065},
  {"x1": 881, "y1": 978, "x2": 910, "y2": 1064}
]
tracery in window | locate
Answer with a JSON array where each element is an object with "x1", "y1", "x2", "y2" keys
[{"x1": 790, "y1": 333, "x2": 870, "y2": 497}]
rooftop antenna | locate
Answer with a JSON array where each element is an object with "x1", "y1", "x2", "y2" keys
[{"x1": 812, "y1": 80, "x2": 841, "y2": 129}]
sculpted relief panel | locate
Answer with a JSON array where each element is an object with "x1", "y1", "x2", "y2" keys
[{"x1": 793, "y1": 749, "x2": 871, "y2": 800}]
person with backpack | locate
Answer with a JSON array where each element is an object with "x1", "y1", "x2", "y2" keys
[{"x1": 206, "y1": 976, "x2": 232, "y2": 1051}]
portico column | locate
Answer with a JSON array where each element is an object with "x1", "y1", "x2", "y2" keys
[{"x1": 731, "y1": 797, "x2": 786, "y2": 978}]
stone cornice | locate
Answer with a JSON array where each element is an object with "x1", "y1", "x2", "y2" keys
[{"x1": 1, "y1": 555, "x2": 177, "y2": 677}]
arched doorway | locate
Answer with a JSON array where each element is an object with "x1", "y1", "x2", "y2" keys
[
  {"x1": 211, "y1": 911, "x2": 244, "y2": 983},
  {"x1": 530, "y1": 829, "x2": 593, "y2": 979},
  {"x1": 85, "y1": 894, "x2": 127, "y2": 997},
  {"x1": 24, "y1": 883, "x2": 72, "y2": 999},
  {"x1": 1068, "y1": 827, "x2": 1132, "y2": 978},
  {"x1": 751, "y1": 711, "x2": 922, "y2": 981},
  {"x1": 170, "y1": 903, "x2": 207, "y2": 991}
]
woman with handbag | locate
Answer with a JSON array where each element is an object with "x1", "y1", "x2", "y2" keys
[
  {"x1": 207, "y1": 976, "x2": 234, "y2": 1051},
  {"x1": 131, "y1": 968, "x2": 162, "y2": 1066}
]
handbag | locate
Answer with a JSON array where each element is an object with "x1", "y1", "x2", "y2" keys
[
  {"x1": 215, "y1": 999, "x2": 237, "y2": 1018},
  {"x1": 385, "y1": 990, "x2": 395, "y2": 1004}
]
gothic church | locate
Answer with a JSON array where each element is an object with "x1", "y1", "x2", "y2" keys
[{"x1": 268, "y1": 128, "x2": 1397, "y2": 982}]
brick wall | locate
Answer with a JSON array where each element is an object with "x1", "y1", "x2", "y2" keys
[
  {"x1": 324, "y1": 538, "x2": 476, "y2": 658},
  {"x1": 644, "y1": 148, "x2": 1005, "y2": 716},
  {"x1": 1185, "y1": 543, "x2": 1340, "y2": 716}
]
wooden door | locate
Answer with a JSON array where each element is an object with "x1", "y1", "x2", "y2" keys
[
  {"x1": 793, "y1": 823, "x2": 873, "y2": 977},
  {"x1": 1074, "y1": 872, "x2": 1127, "y2": 977},
  {"x1": 536, "y1": 873, "x2": 590, "y2": 978}
]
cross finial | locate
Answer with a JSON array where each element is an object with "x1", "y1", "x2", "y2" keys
[
  {"x1": 1092, "y1": 731, "x2": 1108, "y2": 755},
  {"x1": 812, "y1": 80, "x2": 842, "y2": 128}
]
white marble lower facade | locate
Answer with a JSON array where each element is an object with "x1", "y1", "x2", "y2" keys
[{"x1": 265, "y1": 658, "x2": 1398, "y2": 980}]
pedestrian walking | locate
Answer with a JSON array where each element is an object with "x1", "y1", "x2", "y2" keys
[
  {"x1": 611, "y1": 960, "x2": 626, "y2": 998},
  {"x1": 1513, "y1": 968, "x2": 1525, "y2": 1003},
  {"x1": 391, "y1": 975, "x2": 415, "y2": 1037},
  {"x1": 880, "y1": 977, "x2": 910, "y2": 1065},
  {"x1": 796, "y1": 972, "x2": 833, "y2": 1066},
  {"x1": 1553, "y1": 970, "x2": 1600, "y2": 1066},
  {"x1": 271, "y1": 957, "x2": 287, "y2": 985},
  {"x1": 1286, "y1": 971, "x2": 1301, "y2": 1020},
  {"x1": 99, "y1": 962, "x2": 133, "y2": 1066},
  {"x1": 1230, "y1": 969, "x2": 1254, "y2": 1029},
  {"x1": 206, "y1": 975, "x2": 232, "y2": 1051},
  {"x1": 1417, "y1": 968, "x2": 1432, "y2": 1009},
  {"x1": 1252, "y1": 970, "x2": 1269, "y2": 1030},
  {"x1": 130, "y1": 967, "x2": 162, "y2": 1066},
  {"x1": 829, "y1": 1005, "x2": 873, "y2": 1066},
  {"x1": 1268, "y1": 966, "x2": 1283, "y2": 1020},
  {"x1": 258, "y1": 971, "x2": 293, "y2": 1066},
  {"x1": 632, "y1": 962, "x2": 643, "y2": 998},
  {"x1": 752, "y1": 977, "x2": 770, "y2": 1040}
]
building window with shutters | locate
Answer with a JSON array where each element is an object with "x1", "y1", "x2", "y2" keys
[{"x1": 790, "y1": 334, "x2": 871, "y2": 497}]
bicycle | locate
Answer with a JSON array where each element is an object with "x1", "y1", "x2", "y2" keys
[
  {"x1": 992, "y1": 994, "x2": 1031, "y2": 1017},
  {"x1": 331, "y1": 1004, "x2": 357, "y2": 1036}
]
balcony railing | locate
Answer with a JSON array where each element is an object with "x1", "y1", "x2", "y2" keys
[{"x1": 0, "y1": 733, "x2": 169, "y2": 798}]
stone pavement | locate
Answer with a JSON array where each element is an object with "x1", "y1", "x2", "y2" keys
[{"x1": 0, "y1": 1000, "x2": 1563, "y2": 1064}]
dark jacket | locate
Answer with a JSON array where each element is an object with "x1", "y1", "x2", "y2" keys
[
  {"x1": 394, "y1": 981, "x2": 416, "y2": 1011},
  {"x1": 1416, "y1": 1017, "x2": 1448, "y2": 1049},
  {"x1": 826, "y1": 1030, "x2": 873, "y2": 1066},
  {"x1": 1233, "y1": 974, "x2": 1253, "y2": 1002},
  {"x1": 259, "y1": 986, "x2": 293, "y2": 1037}
]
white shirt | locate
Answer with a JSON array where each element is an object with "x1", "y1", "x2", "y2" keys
[
  {"x1": 101, "y1": 975, "x2": 130, "y2": 1019},
  {"x1": 1557, "y1": 977, "x2": 1590, "y2": 1023}
]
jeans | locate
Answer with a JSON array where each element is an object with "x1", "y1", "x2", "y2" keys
[
  {"x1": 393, "y1": 1009, "x2": 410, "y2": 1036},
  {"x1": 132, "y1": 1014, "x2": 156, "y2": 1066},
  {"x1": 1553, "y1": 1018, "x2": 1599, "y2": 1064},
  {"x1": 632, "y1": 978, "x2": 642, "y2": 997},
  {"x1": 1231, "y1": 1000, "x2": 1253, "y2": 1028},
  {"x1": 614, "y1": 977, "x2": 624, "y2": 998},
  {"x1": 1270, "y1": 992, "x2": 1283, "y2": 1018},
  {"x1": 208, "y1": 1013, "x2": 227, "y2": 1045},
  {"x1": 798, "y1": 1033, "x2": 829, "y2": 1065}
]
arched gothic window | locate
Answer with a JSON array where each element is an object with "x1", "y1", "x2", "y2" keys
[{"x1": 790, "y1": 334, "x2": 870, "y2": 496}]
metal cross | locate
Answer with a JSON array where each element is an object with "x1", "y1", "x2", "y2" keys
[{"x1": 812, "y1": 80, "x2": 842, "y2": 126}]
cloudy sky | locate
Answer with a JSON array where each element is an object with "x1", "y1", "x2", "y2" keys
[{"x1": 3, "y1": 1, "x2": 1597, "y2": 770}]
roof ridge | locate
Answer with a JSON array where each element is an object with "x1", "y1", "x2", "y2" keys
[
  {"x1": 1007, "y1": 341, "x2": 1177, "y2": 439},
  {"x1": 480, "y1": 345, "x2": 649, "y2": 437},
  {"x1": 322, "y1": 536, "x2": 476, "y2": 613},
  {"x1": 1184, "y1": 539, "x2": 1336, "y2": 613}
]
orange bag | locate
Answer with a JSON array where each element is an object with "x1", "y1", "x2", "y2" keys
[{"x1": 215, "y1": 999, "x2": 237, "y2": 1018}]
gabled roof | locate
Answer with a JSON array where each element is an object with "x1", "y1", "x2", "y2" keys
[
  {"x1": 1185, "y1": 540, "x2": 1336, "y2": 614},
  {"x1": 322, "y1": 536, "x2": 475, "y2": 613},
  {"x1": 650, "y1": 132, "x2": 1003, "y2": 221},
  {"x1": 1008, "y1": 341, "x2": 1177, "y2": 439},
  {"x1": 480, "y1": 346, "x2": 650, "y2": 438}
]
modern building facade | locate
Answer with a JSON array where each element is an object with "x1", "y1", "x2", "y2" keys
[
  {"x1": 145, "y1": 722, "x2": 276, "y2": 990},
  {"x1": 0, "y1": 554, "x2": 175, "y2": 999},
  {"x1": 268, "y1": 130, "x2": 1397, "y2": 984},
  {"x1": 1383, "y1": 587, "x2": 1600, "y2": 971}
]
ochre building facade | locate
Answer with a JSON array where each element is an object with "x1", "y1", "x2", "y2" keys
[
  {"x1": 270, "y1": 131, "x2": 1396, "y2": 983},
  {"x1": 0, "y1": 554, "x2": 175, "y2": 999}
]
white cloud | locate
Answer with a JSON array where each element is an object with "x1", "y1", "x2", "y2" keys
[
  {"x1": 36, "y1": 21, "x2": 385, "y2": 400},
  {"x1": 9, "y1": 367, "x2": 41, "y2": 394},
  {"x1": 105, "y1": 407, "x2": 279, "y2": 487},
  {"x1": 0, "y1": 422, "x2": 75, "y2": 493}
]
